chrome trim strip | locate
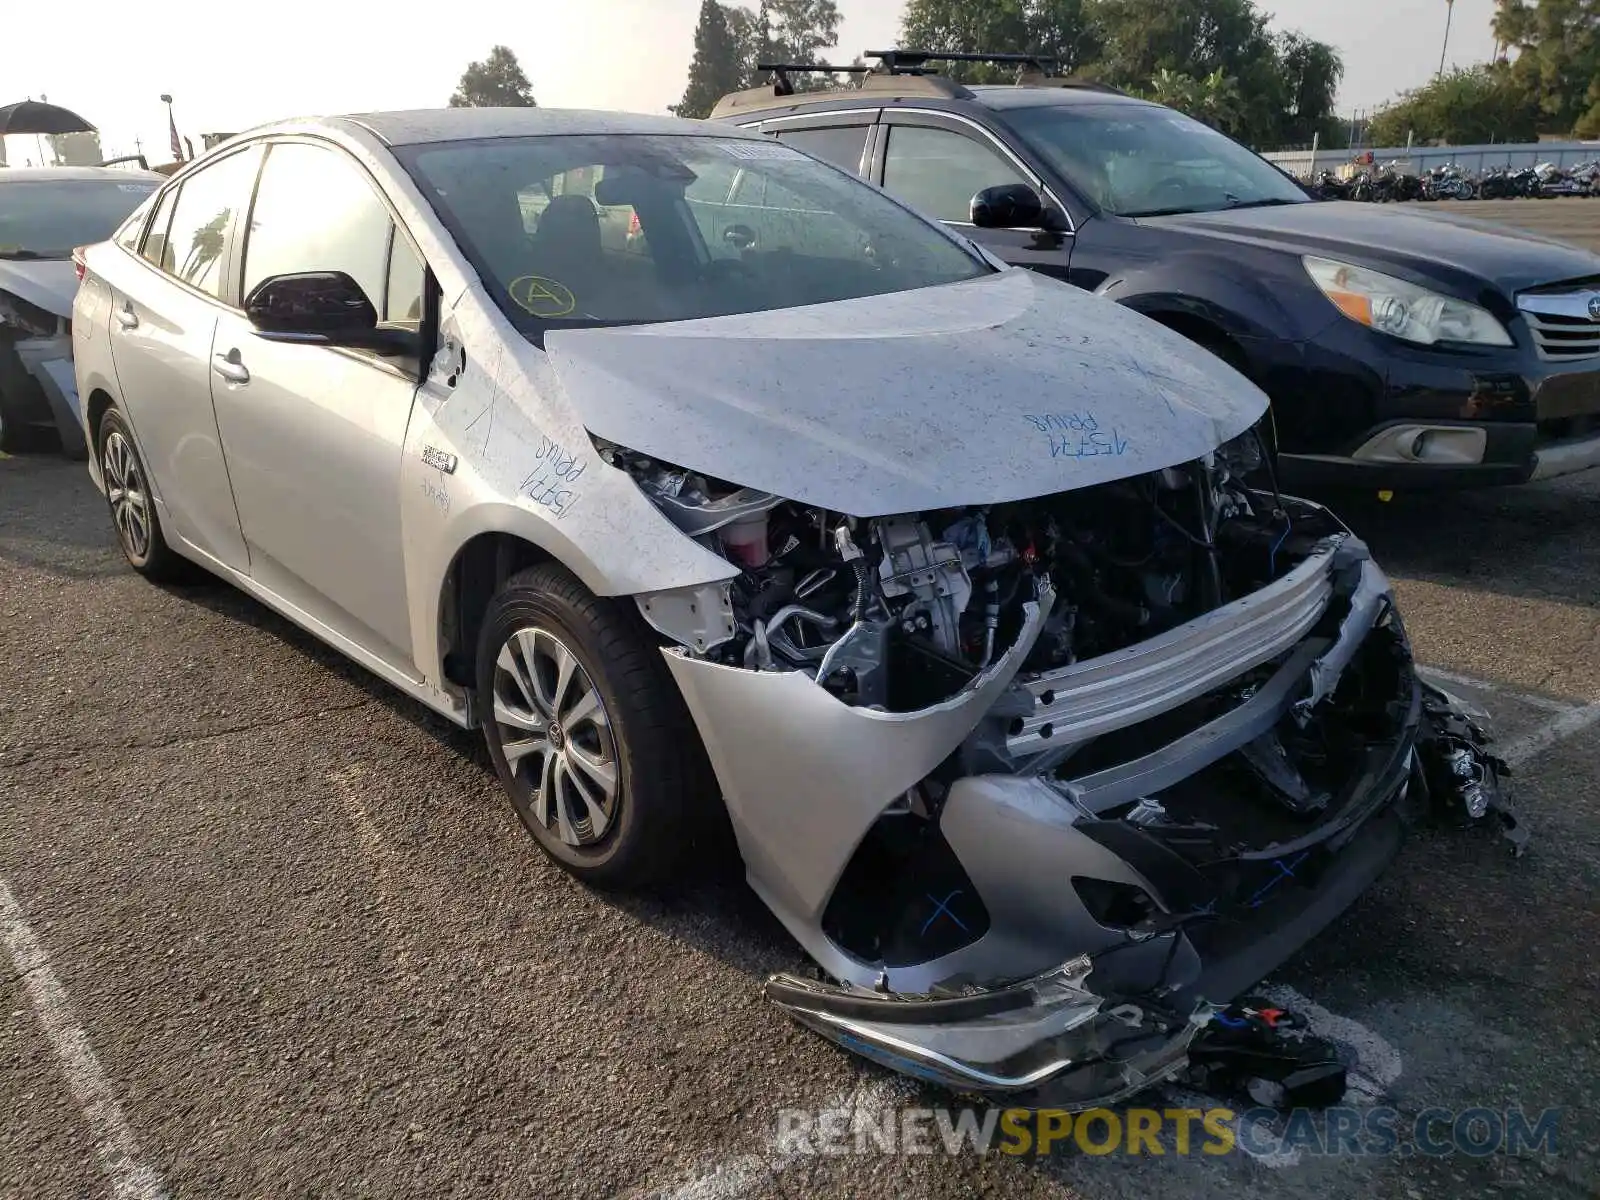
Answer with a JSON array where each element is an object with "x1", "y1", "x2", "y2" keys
[
  {"x1": 1516, "y1": 289, "x2": 1600, "y2": 362},
  {"x1": 1531, "y1": 431, "x2": 1600, "y2": 481},
  {"x1": 1007, "y1": 540, "x2": 1340, "y2": 756}
]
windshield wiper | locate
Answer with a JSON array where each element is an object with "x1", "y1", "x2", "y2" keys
[
  {"x1": 0, "y1": 249, "x2": 55, "y2": 260},
  {"x1": 1221, "y1": 197, "x2": 1305, "y2": 210}
]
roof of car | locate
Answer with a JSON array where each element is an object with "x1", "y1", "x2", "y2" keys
[
  {"x1": 967, "y1": 85, "x2": 1153, "y2": 110},
  {"x1": 0, "y1": 166, "x2": 162, "y2": 183},
  {"x1": 709, "y1": 74, "x2": 1146, "y2": 122},
  {"x1": 332, "y1": 108, "x2": 764, "y2": 147}
]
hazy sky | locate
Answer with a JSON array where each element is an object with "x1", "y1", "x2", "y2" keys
[{"x1": 3, "y1": 0, "x2": 1500, "y2": 165}]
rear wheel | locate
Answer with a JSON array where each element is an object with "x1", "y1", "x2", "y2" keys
[
  {"x1": 475, "y1": 562, "x2": 719, "y2": 888},
  {"x1": 98, "y1": 408, "x2": 183, "y2": 580}
]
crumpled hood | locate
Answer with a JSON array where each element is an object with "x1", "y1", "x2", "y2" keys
[
  {"x1": 1139, "y1": 201, "x2": 1600, "y2": 296},
  {"x1": 544, "y1": 270, "x2": 1267, "y2": 516},
  {"x1": 0, "y1": 258, "x2": 77, "y2": 319}
]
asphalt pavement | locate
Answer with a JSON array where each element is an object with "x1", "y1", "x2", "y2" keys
[{"x1": 3, "y1": 200, "x2": 1600, "y2": 1200}]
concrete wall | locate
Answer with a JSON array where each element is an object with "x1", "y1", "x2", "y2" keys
[{"x1": 1265, "y1": 140, "x2": 1600, "y2": 178}]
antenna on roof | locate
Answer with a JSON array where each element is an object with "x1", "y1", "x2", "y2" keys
[{"x1": 757, "y1": 62, "x2": 874, "y2": 97}]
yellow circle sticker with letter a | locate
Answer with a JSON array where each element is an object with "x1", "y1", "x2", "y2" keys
[{"x1": 508, "y1": 275, "x2": 576, "y2": 318}]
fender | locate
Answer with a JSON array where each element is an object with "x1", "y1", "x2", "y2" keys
[{"x1": 1094, "y1": 246, "x2": 1328, "y2": 348}]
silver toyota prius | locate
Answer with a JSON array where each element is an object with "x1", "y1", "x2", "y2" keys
[{"x1": 72, "y1": 108, "x2": 1518, "y2": 1108}]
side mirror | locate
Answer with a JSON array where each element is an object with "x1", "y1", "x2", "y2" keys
[
  {"x1": 244, "y1": 271, "x2": 414, "y2": 354},
  {"x1": 970, "y1": 183, "x2": 1046, "y2": 230}
]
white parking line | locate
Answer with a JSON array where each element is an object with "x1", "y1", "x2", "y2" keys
[
  {"x1": 1416, "y1": 665, "x2": 1578, "y2": 713},
  {"x1": 654, "y1": 1077, "x2": 905, "y2": 1200},
  {"x1": 0, "y1": 876, "x2": 167, "y2": 1200},
  {"x1": 1501, "y1": 703, "x2": 1600, "y2": 767}
]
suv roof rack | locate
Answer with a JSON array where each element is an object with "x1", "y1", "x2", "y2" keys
[
  {"x1": 865, "y1": 49, "x2": 1061, "y2": 75},
  {"x1": 707, "y1": 49, "x2": 1125, "y2": 120}
]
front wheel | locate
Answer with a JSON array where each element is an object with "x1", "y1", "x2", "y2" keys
[{"x1": 474, "y1": 562, "x2": 719, "y2": 888}]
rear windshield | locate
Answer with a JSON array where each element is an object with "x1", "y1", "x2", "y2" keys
[
  {"x1": 396, "y1": 133, "x2": 991, "y2": 332},
  {"x1": 0, "y1": 179, "x2": 160, "y2": 259}
]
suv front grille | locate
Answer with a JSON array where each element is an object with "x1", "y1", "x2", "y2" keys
[{"x1": 1517, "y1": 285, "x2": 1600, "y2": 362}]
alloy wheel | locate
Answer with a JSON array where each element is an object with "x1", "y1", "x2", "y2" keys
[
  {"x1": 102, "y1": 429, "x2": 151, "y2": 561},
  {"x1": 492, "y1": 626, "x2": 621, "y2": 847}
]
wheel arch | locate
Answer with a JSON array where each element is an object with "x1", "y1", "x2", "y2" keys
[
  {"x1": 86, "y1": 387, "x2": 117, "y2": 449},
  {"x1": 436, "y1": 530, "x2": 556, "y2": 691}
]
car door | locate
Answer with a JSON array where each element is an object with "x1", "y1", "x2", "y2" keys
[
  {"x1": 210, "y1": 138, "x2": 428, "y2": 674},
  {"x1": 105, "y1": 146, "x2": 264, "y2": 572},
  {"x1": 873, "y1": 113, "x2": 1074, "y2": 279}
]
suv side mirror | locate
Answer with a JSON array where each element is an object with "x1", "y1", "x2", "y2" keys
[
  {"x1": 244, "y1": 271, "x2": 415, "y2": 354},
  {"x1": 970, "y1": 183, "x2": 1045, "y2": 230}
]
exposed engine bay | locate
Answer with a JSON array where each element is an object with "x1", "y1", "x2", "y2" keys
[
  {"x1": 605, "y1": 433, "x2": 1526, "y2": 1110},
  {"x1": 608, "y1": 432, "x2": 1302, "y2": 708}
]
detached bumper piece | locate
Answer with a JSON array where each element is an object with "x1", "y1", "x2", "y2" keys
[
  {"x1": 1184, "y1": 998, "x2": 1348, "y2": 1109},
  {"x1": 1414, "y1": 681, "x2": 1529, "y2": 855},
  {"x1": 764, "y1": 957, "x2": 1211, "y2": 1110}
]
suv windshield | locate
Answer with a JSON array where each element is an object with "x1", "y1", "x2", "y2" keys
[
  {"x1": 1002, "y1": 103, "x2": 1308, "y2": 218},
  {"x1": 0, "y1": 179, "x2": 159, "y2": 259},
  {"x1": 397, "y1": 134, "x2": 991, "y2": 331}
]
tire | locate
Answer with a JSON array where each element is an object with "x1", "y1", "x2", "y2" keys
[
  {"x1": 474, "y1": 562, "x2": 719, "y2": 889},
  {"x1": 97, "y1": 408, "x2": 184, "y2": 580}
]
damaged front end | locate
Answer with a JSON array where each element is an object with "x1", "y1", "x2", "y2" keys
[
  {"x1": 615, "y1": 434, "x2": 1521, "y2": 1109},
  {"x1": 0, "y1": 287, "x2": 83, "y2": 457}
]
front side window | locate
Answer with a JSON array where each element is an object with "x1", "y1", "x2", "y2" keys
[
  {"x1": 159, "y1": 147, "x2": 263, "y2": 298},
  {"x1": 0, "y1": 179, "x2": 159, "y2": 261},
  {"x1": 882, "y1": 125, "x2": 1031, "y2": 224},
  {"x1": 774, "y1": 125, "x2": 870, "y2": 174},
  {"x1": 243, "y1": 141, "x2": 393, "y2": 310},
  {"x1": 397, "y1": 133, "x2": 990, "y2": 333},
  {"x1": 1002, "y1": 102, "x2": 1309, "y2": 217}
]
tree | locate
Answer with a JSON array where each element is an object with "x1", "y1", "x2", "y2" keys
[
  {"x1": 1146, "y1": 68, "x2": 1244, "y2": 133},
  {"x1": 1273, "y1": 32, "x2": 1344, "y2": 147},
  {"x1": 674, "y1": 0, "x2": 747, "y2": 117},
  {"x1": 891, "y1": 0, "x2": 1340, "y2": 146},
  {"x1": 1368, "y1": 64, "x2": 1540, "y2": 145},
  {"x1": 1493, "y1": 0, "x2": 1600, "y2": 136},
  {"x1": 449, "y1": 45, "x2": 537, "y2": 108},
  {"x1": 899, "y1": 0, "x2": 1101, "y2": 80},
  {"x1": 761, "y1": 0, "x2": 843, "y2": 91}
]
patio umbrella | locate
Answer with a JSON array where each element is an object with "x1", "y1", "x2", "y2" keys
[{"x1": 0, "y1": 100, "x2": 97, "y2": 136}]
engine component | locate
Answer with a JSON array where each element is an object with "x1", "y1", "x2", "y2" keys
[{"x1": 875, "y1": 516, "x2": 972, "y2": 656}]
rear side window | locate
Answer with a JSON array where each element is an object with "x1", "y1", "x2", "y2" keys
[
  {"x1": 139, "y1": 189, "x2": 179, "y2": 271},
  {"x1": 159, "y1": 147, "x2": 264, "y2": 298},
  {"x1": 774, "y1": 125, "x2": 870, "y2": 175},
  {"x1": 243, "y1": 142, "x2": 393, "y2": 310},
  {"x1": 882, "y1": 125, "x2": 1030, "y2": 224}
]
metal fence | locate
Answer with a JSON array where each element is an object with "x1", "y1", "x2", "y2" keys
[{"x1": 1264, "y1": 141, "x2": 1600, "y2": 179}]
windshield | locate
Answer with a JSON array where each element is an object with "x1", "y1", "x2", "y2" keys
[
  {"x1": 396, "y1": 134, "x2": 991, "y2": 331},
  {"x1": 0, "y1": 179, "x2": 159, "y2": 258},
  {"x1": 1002, "y1": 103, "x2": 1308, "y2": 218}
]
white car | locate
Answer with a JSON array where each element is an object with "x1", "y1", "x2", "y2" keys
[
  {"x1": 0, "y1": 166, "x2": 160, "y2": 454},
  {"x1": 72, "y1": 109, "x2": 1516, "y2": 1107}
]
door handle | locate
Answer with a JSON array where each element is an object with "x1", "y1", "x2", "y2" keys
[
  {"x1": 213, "y1": 351, "x2": 250, "y2": 385},
  {"x1": 115, "y1": 305, "x2": 139, "y2": 329}
]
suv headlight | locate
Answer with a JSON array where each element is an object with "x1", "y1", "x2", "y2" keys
[{"x1": 1303, "y1": 256, "x2": 1512, "y2": 348}]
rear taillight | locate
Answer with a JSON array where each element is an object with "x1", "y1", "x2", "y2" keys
[{"x1": 72, "y1": 247, "x2": 87, "y2": 282}]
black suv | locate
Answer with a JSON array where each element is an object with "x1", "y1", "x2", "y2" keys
[{"x1": 712, "y1": 52, "x2": 1600, "y2": 491}]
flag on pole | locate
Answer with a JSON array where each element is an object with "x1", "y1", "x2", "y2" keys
[{"x1": 168, "y1": 109, "x2": 183, "y2": 161}]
